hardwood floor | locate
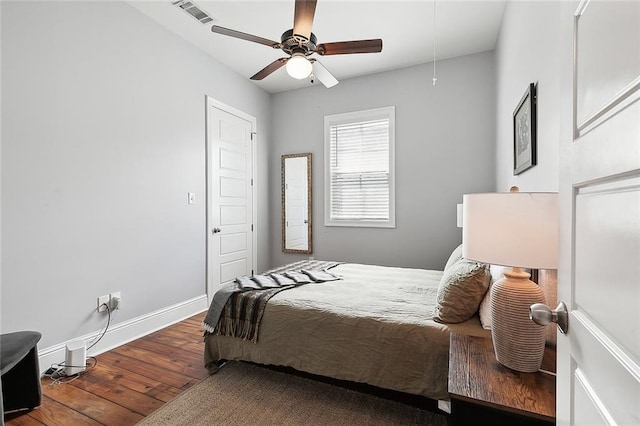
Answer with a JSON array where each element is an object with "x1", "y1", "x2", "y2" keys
[{"x1": 4, "y1": 312, "x2": 209, "y2": 426}]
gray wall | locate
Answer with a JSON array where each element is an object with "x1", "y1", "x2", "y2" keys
[
  {"x1": 0, "y1": 1, "x2": 271, "y2": 348},
  {"x1": 494, "y1": 1, "x2": 562, "y2": 192},
  {"x1": 270, "y1": 52, "x2": 496, "y2": 271}
]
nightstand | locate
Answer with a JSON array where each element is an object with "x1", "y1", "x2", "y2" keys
[{"x1": 448, "y1": 333, "x2": 556, "y2": 426}]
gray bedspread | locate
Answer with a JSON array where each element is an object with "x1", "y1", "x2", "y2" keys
[
  {"x1": 203, "y1": 260, "x2": 341, "y2": 341},
  {"x1": 204, "y1": 262, "x2": 490, "y2": 400}
]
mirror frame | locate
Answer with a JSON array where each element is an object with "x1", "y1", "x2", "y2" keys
[{"x1": 281, "y1": 153, "x2": 312, "y2": 254}]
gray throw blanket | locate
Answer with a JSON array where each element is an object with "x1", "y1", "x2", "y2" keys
[{"x1": 203, "y1": 260, "x2": 342, "y2": 342}]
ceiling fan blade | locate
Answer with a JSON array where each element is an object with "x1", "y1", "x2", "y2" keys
[
  {"x1": 311, "y1": 60, "x2": 339, "y2": 88},
  {"x1": 316, "y1": 39, "x2": 383, "y2": 56},
  {"x1": 293, "y1": 0, "x2": 317, "y2": 40},
  {"x1": 211, "y1": 25, "x2": 280, "y2": 48},
  {"x1": 250, "y1": 58, "x2": 288, "y2": 80}
]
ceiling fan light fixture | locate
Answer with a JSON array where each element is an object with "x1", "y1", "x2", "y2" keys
[
  {"x1": 209, "y1": 1, "x2": 382, "y2": 88},
  {"x1": 286, "y1": 53, "x2": 313, "y2": 79}
]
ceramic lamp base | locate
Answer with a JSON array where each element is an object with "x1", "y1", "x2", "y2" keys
[{"x1": 490, "y1": 268, "x2": 546, "y2": 372}]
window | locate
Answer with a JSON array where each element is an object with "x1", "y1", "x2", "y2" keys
[{"x1": 324, "y1": 106, "x2": 395, "y2": 228}]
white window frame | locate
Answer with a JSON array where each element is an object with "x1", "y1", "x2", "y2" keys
[{"x1": 324, "y1": 106, "x2": 396, "y2": 228}]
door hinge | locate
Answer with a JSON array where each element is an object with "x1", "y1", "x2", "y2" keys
[
  {"x1": 250, "y1": 132, "x2": 256, "y2": 141},
  {"x1": 251, "y1": 224, "x2": 254, "y2": 231},
  {"x1": 251, "y1": 269, "x2": 254, "y2": 276},
  {"x1": 251, "y1": 178, "x2": 253, "y2": 186}
]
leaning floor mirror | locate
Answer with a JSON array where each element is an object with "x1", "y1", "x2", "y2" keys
[{"x1": 281, "y1": 153, "x2": 312, "y2": 254}]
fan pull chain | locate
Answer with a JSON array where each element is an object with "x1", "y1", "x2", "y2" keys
[{"x1": 432, "y1": 0, "x2": 437, "y2": 86}]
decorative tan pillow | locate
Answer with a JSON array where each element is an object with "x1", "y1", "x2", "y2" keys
[
  {"x1": 434, "y1": 258, "x2": 490, "y2": 324},
  {"x1": 444, "y1": 244, "x2": 463, "y2": 271}
]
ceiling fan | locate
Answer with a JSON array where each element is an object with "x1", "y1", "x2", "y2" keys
[{"x1": 210, "y1": 0, "x2": 383, "y2": 88}]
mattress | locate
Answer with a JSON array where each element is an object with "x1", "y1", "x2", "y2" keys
[{"x1": 204, "y1": 262, "x2": 490, "y2": 400}]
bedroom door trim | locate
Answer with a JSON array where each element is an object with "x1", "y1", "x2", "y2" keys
[{"x1": 205, "y1": 96, "x2": 257, "y2": 302}]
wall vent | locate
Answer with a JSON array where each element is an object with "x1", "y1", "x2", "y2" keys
[{"x1": 172, "y1": 0, "x2": 215, "y2": 25}]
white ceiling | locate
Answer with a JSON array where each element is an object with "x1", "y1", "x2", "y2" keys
[{"x1": 128, "y1": 1, "x2": 507, "y2": 93}]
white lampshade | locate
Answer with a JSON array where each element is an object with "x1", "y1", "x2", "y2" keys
[
  {"x1": 286, "y1": 53, "x2": 313, "y2": 79},
  {"x1": 462, "y1": 192, "x2": 558, "y2": 269}
]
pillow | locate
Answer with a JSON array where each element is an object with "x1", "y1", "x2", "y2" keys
[
  {"x1": 433, "y1": 258, "x2": 491, "y2": 324},
  {"x1": 478, "y1": 289, "x2": 492, "y2": 329},
  {"x1": 444, "y1": 244, "x2": 463, "y2": 271},
  {"x1": 478, "y1": 265, "x2": 509, "y2": 329}
]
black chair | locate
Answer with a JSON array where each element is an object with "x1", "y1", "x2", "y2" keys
[{"x1": 1, "y1": 331, "x2": 42, "y2": 413}]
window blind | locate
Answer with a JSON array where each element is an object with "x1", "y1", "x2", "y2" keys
[{"x1": 329, "y1": 118, "x2": 390, "y2": 222}]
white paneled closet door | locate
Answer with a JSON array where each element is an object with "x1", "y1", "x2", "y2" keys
[{"x1": 206, "y1": 97, "x2": 256, "y2": 300}]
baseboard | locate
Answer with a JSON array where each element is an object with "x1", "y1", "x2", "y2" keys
[{"x1": 38, "y1": 294, "x2": 208, "y2": 373}]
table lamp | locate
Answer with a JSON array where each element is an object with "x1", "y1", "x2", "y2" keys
[{"x1": 462, "y1": 187, "x2": 558, "y2": 372}]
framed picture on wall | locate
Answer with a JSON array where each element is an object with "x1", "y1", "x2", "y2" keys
[{"x1": 513, "y1": 82, "x2": 537, "y2": 175}]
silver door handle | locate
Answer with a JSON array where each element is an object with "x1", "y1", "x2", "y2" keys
[
  {"x1": 212, "y1": 227, "x2": 221, "y2": 234},
  {"x1": 530, "y1": 302, "x2": 569, "y2": 334}
]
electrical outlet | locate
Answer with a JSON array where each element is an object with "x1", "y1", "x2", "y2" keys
[
  {"x1": 97, "y1": 295, "x2": 109, "y2": 312},
  {"x1": 110, "y1": 292, "x2": 121, "y2": 310}
]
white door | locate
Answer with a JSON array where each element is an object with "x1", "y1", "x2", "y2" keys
[
  {"x1": 558, "y1": 1, "x2": 640, "y2": 425},
  {"x1": 285, "y1": 156, "x2": 309, "y2": 250},
  {"x1": 206, "y1": 97, "x2": 256, "y2": 299}
]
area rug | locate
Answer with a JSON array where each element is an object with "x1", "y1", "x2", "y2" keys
[{"x1": 137, "y1": 361, "x2": 448, "y2": 425}]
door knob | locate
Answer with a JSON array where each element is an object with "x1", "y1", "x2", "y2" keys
[
  {"x1": 530, "y1": 301, "x2": 569, "y2": 334},
  {"x1": 212, "y1": 227, "x2": 221, "y2": 234}
]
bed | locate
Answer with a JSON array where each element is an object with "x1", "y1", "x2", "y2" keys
[{"x1": 203, "y1": 246, "x2": 493, "y2": 401}]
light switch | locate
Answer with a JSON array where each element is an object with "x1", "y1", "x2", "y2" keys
[{"x1": 188, "y1": 192, "x2": 195, "y2": 204}]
